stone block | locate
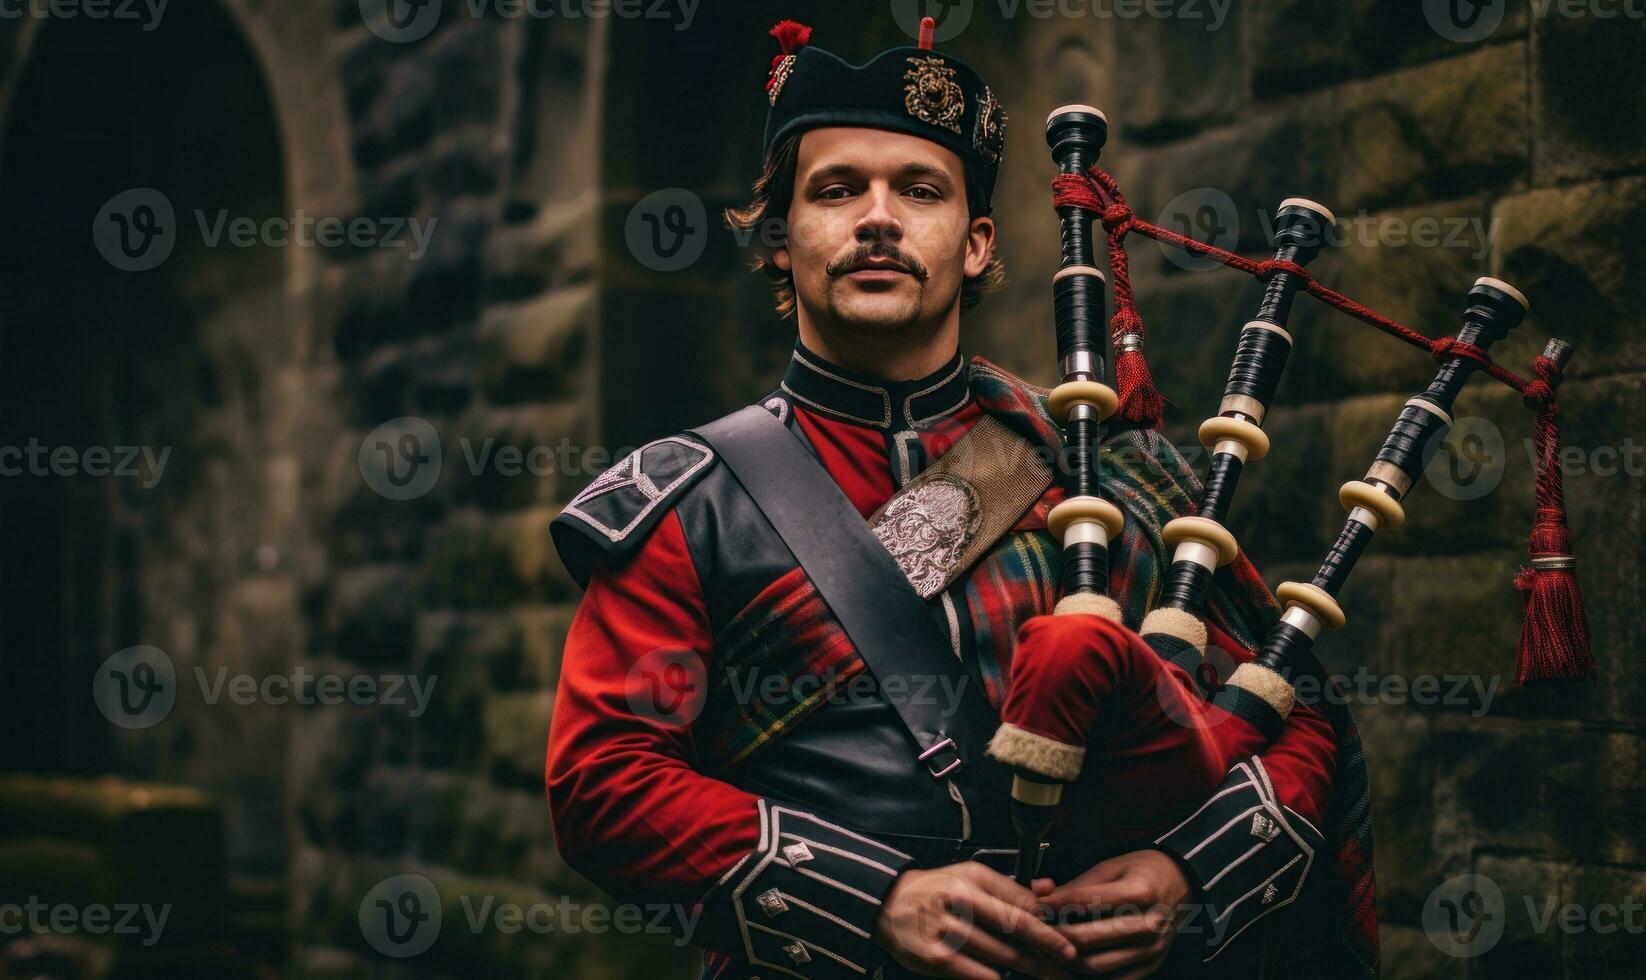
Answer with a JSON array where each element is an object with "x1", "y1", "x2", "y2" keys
[
  {"x1": 1553, "y1": 374, "x2": 1646, "y2": 728},
  {"x1": 1246, "y1": 0, "x2": 1529, "y2": 96},
  {"x1": 1091, "y1": 3, "x2": 1247, "y2": 140},
  {"x1": 1377, "y1": 922, "x2": 1462, "y2": 980},
  {"x1": 483, "y1": 192, "x2": 598, "y2": 302},
  {"x1": 449, "y1": 401, "x2": 589, "y2": 510},
  {"x1": 1242, "y1": 0, "x2": 1364, "y2": 95},
  {"x1": 1130, "y1": 269, "x2": 1258, "y2": 426},
  {"x1": 1383, "y1": 550, "x2": 1556, "y2": 721},
  {"x1": 1533, "y1": 14, "x2": 1646, "y2": 182},
  {"x1": 1109, "y1": 95, "x2": 1338, "y2": 268},
  {"x1": 416, "y1": 609, "x2": 527, "y2": 692},
  {"x1": 327, "y1": 564, "x2": 418, "y2": 664},
  {"x1": 482, "y1": 690, "x2": 554, "y2": 789},
  {"x1": 422, "y1": 505, "x2": 572, "y2": 608},
  {"x1": 1224, "y1": 400, "x2": 1337, "y2": 565},
  {"x1": 475, "y1": 286, "x2": 593, "y2": 405},
  {"x1": 519, "y1": 604, "x2": 577, "y2": 689},
  {"x1": 1353, "y1": 709, "x2": 1443, "y2": 916},
  {"x1": 1329, "y1": 43, "x2": 1530, "y2": 212},
  {"x1": 1431, "y1": 722, "x2": 1646, "y2": 868},
  {"x1": 1472, "y1": 853, "x2": 1570, "y2": 978},
  {"x1": 1493, "y1": 176, "x2": 1646, "y2": 377},
  {"x1": 427, "y1": 20, "x2": 505, "y2": 135},
  {"x1": 332, "y1": 252, "x2": 413, "y2": 364},
  {"x1": 1567, "y1": 863, "x2": 1646, "y2": 978},
  {"x1": 342, "y1": 47, "x2": 437, "y2": 171},
  {"x1": 405, "y1": 204, "x2": 490, "y2": 333}
]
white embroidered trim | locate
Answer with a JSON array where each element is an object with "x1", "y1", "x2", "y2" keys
[
  {"x1": 729, "y1": 803, "x2": 911, "y2": 975},
  {"x1": 748, "y1": 924, "x2": 867, "y2": 974},
  {"x1": 1201, "y1": 758, "x2": 1318, "y2": 962},
  {"x1": 1155, "y1": 762, "x2": 1260, "y2": 845},
  {"x1": 783, "y1": 351, "x2": 892, "y2": 427},
  {"x1": 905, "y1": 358, "x2": 971, "y2": 427},
  {"x1": 561, "y1": 436, "x2": 712, "y2": 542}
]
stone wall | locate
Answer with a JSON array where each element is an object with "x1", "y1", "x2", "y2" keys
[{"x1": 0, "y1": 2, "x2": 1639, "y2": 977}]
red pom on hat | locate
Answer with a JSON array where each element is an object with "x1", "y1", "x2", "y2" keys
[{"x1": 769, "y1": 19, "x2": 812, "y2": 55}]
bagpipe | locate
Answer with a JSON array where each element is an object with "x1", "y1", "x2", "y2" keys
[{"x1": 986, "y1": 104, "x2": 1595, "y2": 886}]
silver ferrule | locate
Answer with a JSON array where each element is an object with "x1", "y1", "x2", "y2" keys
[
  {"x1": 1117, "y1": 333, "x2": 1144, "y2": 353},
  {"x1": 1171, "y1": 540, "x2": 1219, "y2": 571},
  {"x1": 1062, "y1": 520, "x2": 1110, "y2": 548},
  {"x1": 1213, "y1": 438, "x2": 1250, "y2": 464},
  {"x1": 1529, "y1": 555, "x2": 1576, "y2": 571},
  {"x1": 1281, "y1": 604, "x2": 1324, "y2": 640},
  {"x1": 1061, "y1": 349, "x2": 1098, "y2": 381}
]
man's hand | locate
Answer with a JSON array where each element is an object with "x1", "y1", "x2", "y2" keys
[
  {"x1": 874, "y1": 861, "x2": 1078, "y2": 979},
  {"x1": 1040, "y1": 849, "x2": 1194, "y2": 979}
]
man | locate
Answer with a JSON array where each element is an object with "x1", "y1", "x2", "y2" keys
[{"x1": 547, "y1": 19, "x2": 1372, "y2": 980}]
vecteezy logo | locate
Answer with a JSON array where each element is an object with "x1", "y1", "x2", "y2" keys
[
  {"x1": 93, "y1": 646, "x2": 177, "y2": 730},
  {"x1": 1423, "y1": 0, "x2": 1507, "y2": 43},
  {"x1": 890, "y1": 0, "x2": 974, "y2": 43},
  {"x1": 358, "y1": 417, "x2": 442, "y2": 500},
  {"x1": 1423, "y1": 873, "x2": 1505, "y2": 957},
  {"x1": 1155, "y1": 640, "x2": 1237, "y2": 730},
  {"x1": 1422, "y1": 415, "x2": 1506, "y2": 502},
  {"x1": 93, "y1": 189, "x2": 177, "y2": 272},
  {"x1": 625, "y1": 647, "x2": 708, "y2": 728},
  {"x1": 1157, "y1": 188, "x2": 1240, "y2": 273},
  {"x1": 360, "y1": 0, "x2": 441, "y2": 44},
  {"x1": 624, "y1": 189, "x2": 708, "y2": 273},
  {"x1": 360, "y1": 874, "x2": 442, "y2": 958}
]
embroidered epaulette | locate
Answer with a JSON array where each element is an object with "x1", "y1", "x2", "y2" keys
[{"x1": 549, "y1": 435, "x2": 715, "y2": 588}]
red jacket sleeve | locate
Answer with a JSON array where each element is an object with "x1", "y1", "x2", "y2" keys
[
  {"x1": 1206, "y1": 621, "x2": 1336, "y2": 827},
  {"x1": 1149, "y1": 620, "x2": 1339, "y2": 961},
  {"x1": 546, "y1": 510, "x2": 917, "y2": 979},
  {"x1": 545, "y1": 508, "x2": 760, "y2": 902}
]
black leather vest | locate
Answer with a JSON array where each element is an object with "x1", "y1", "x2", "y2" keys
[{"x1": 675, "y1": 426, "x2": 1014, "y2": 847}]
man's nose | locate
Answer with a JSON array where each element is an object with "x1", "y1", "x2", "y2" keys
[{"x1": 853, "y1": 186, "x2": 903, "y2": 243}]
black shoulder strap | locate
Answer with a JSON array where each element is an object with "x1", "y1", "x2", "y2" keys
[{"x1": 691, "y1": 406, "x2": 1003, "y2": 793}]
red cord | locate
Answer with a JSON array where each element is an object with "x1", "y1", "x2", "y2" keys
[{"x1": 1051, "y1": 164, "x2": 1591, "y2": 681}]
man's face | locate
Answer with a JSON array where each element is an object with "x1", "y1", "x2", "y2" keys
[{"x1": 773, "y1": 127, "x2": 994, "y2": 332}]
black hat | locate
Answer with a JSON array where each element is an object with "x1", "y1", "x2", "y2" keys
[{"x1": 761, "y1": 19, "x2": 1008, "y2": 213}]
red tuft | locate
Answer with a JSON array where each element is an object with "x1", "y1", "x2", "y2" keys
[
  {"x1": 918, "y1": 15, "x2": 936, "y2": 49},
  {"x1": 1514, "y1": 557, "x2": 1595, "y2": 683},
  {"x1": 1512, "y1": 357, "x2": 1594, "y2": 683},
  {"x1": 1112, "y1": 348, "x2": 1165, "y2": 428},
  {"x1": 769, "y1": 19, "x2": 812, "y2": 55}
]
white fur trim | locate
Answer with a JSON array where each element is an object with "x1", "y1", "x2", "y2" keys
[
  {"x1": 1054, "y1": 592, "x2": 1123, "y2": 621},
  {"x1": 1140, "y1": 607, "x2": 1207, "y2": 649},
  {"x1": 986, "y1": 722, "x2": 1085, "y2": 782},
  {"x1": 1227, "y1": 663, "x2": 1295, "y2": 719}
]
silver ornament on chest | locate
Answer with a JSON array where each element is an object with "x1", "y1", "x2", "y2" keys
[{"x1": 872, "y1": 474, "x2": 982, "y2": 598}]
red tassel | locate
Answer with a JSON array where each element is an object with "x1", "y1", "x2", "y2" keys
[
  {"x1": 918, "y1": 15, "x2": 936, "y2": 49},
  {"x1": 1112, "y1": 347, "x2": 1164, "y2": 428},
  {"x1": 1514, "y1": 525, "x2": 1594, "y2": 683},
  {"x1": 1513, "y1": 354, "x2": 1594, "y2": 683},
  {"x1": 769, "y1": 19, "x2": 812, "y2": 54}
]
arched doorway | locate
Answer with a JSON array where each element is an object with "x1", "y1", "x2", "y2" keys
[{"x1": 0, "y1": 0, "x2": 285, "y2": 827}]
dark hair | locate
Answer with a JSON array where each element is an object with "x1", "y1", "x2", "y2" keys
[{"x1": 723, "y1": 133, "x2": 1006, "y2": 318}]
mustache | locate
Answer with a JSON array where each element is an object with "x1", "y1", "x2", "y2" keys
[{"x1": 826, "y1": 243, "x2": 929, "y2": 280}]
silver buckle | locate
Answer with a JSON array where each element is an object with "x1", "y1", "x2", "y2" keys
[{"x1": 918, "y1": 735, "x2": 963, "y2": 779}]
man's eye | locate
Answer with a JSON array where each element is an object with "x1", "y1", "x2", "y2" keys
[
  {"x1": 817, "y1": 186, "x2": 855, "y2": 200},
  {"x1": 905, "y1": 185, "x2": 941, "y2": 201}
]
